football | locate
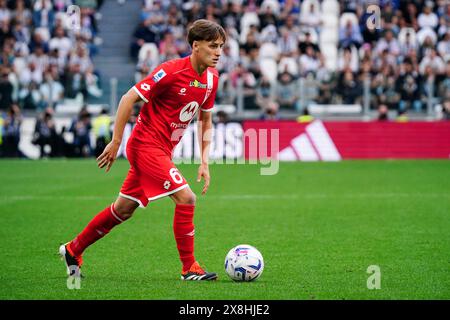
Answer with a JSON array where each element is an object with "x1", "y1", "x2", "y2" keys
[{"x1": 224, "y1": 244, "x2": 264, "y2": 281}]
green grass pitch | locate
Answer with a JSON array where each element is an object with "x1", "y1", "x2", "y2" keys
[{"x1": 0, "y1": 159, "x2": 449, "y2": 299}]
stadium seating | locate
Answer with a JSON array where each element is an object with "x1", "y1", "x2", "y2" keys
[{"x1": 2, "y1": 0, "x2": 449, "y2": 160}]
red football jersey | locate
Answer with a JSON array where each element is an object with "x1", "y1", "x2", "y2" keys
[{"x1": 131, "y1": 56, "x2": 219, "y2": 156}]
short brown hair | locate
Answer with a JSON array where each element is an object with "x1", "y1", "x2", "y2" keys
[{"x1": 187, "y1": 19, "x2": 226, "y2": 47}]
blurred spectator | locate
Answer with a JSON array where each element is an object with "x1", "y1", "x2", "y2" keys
[
  {"x1": 49, "y1": 26, "x2": 72, "y2": 62},
  {"x1": 297, "y1": 107, "x2": 314, "y2": 123},
  {"x1": 377, "y1": 104, "x2": 389, "y2": 121},
  {"x1": 396, "y1": 59, "x2": 422, "y2": 112},
  {"x1": 258, "y1": 3, "x2": 279, "y2": 30},
  {"x1": 373, "y1": 75, "x2": 400, "y2": 110},
  {"x1": 256, "y1": 77, "x2": 275, "y2": 111},
  {"x1": 69, "y1": 105, "x2": 92, "y2": 157},
  {"x1": 32, "y1": 0, "x2": 55, "y2": 29},
  {"x1": 62, "y1": 63, "x2": 87, "y2": 99},
  {"x1": 298, "y1": 31, "x2": 320, "y2": 55},
  {"x1": 299, "y1": 45, "x2": 319, "y2": 75},
  {"x1": 130, "y1": 18, "x2": 157, "y2": 60},
  {"x1": 159, "y1": 31, "x2": 181, "y2": 61},
  {"x1": 277, "y1": 27, "x2": 298, "y2": 58},
  {"x1": 19, "y1": 61, "x2": 42, "y2": 87},
  {"x1": 275, "y1": 70, "x2": 299, "y2": 110},
  {"x1": 259, "y1": 101, "x2": 279, "y2": 120},
  {"x1": 418, "y1": 2, "x2": 439, "y2": 30},
  {"x1": 338, "y1": 70, "x2": 362, "y2": 104},
  {"x1": 40, "y1": 68, "x2": 64, "y2": 108},
  {"x1": 302, "y1": 71, "x2": 318, "y2": 110},
  {"x1": 441, "y1": 98, "x2": 450, "y2": 120},
  {"x1": 19, "y1": 81, "x2": 44, "y2": 110},
  {"x1": 315, "y1": 56, "x2": 335, "y2": 104},
  {"x1": 300, "y1": 2, "x2": 322, "y2": 32},
  {"x1": 214, "y1": 110, "x2": 229, "y2": 124},
  {"x1": 241, "y1": 29, "x2": 260, "y2": 55},
  {"x1": 421, "y1": 65, "x2": 439, "y2": 109},
  {"x1": 217, "y1": 73, "x2": 236, "y2": 105},
  {"x1": 135, "y1": 45, "x2": 158, "y2": 82},
  {"x1": 0, "y1": 17, "x2": 13, "y2": 50},
  {"x1": 241, "y1": 47, "x2": 261, "y2": 80},
  {"x1": 281, "y1": 14, "x2": 301, "y2": 39},
  {"x1": 11, "y1": 0, "x2": 32, "y2": 27},
  {"x1": 0, "y1": 67, "x2": 13, "y2": 110},
  {"x1": 339, "y1": 19, "x2": 363, "y2": 49},
  {"x1": 2, "y1": 104, "x2": 23, "y2": 157},
  {"x1": 381, "y1": 2, "x2": 398, "y2": 33},
  {"x1": 373, "y1": 49, "x2": 396, "y2": 73},
  {"x1": 0, "y1": 0, "x2": 10, "y2": 22},
  {"x1": 12, "y1": 21, "x2": 30, "y2": 47},
  {"x1": 230, "y1": 63, "x2": 258, "y2": 109},
  {"x1": 337, "y1": 46, "x2": 358, "y2": 72},
  {"x1": 437, "y1": 61, "x2": 450, "y2": 102},
  {"x1": 399, "y1": 29, "x2": 418, "y2": 57},
  {"x1": 419, "y1": 48, "x2": 445, "y2": 75},
  {"x1": 279, "y1": 0, "x2": 301, "y2": 20},
  {"x1": 0, "y1": 0, "x2": 102, "y2": 112},
  {"x1": 216, "y1": 44, "x2": 238, "y2": 74},
  {"x1": 32, "y1": 107, "x2": 61, "y2": 157},
  {"x1": 374, "y1": 29, "x2": 400, "y2": 57},
  {"x1": 396, "y1": 109, "x2": 409, "y2": 122},
  {"x1": 92, "y1": 108, "x2": 111, "y2": 157},
  {"x1": 437, "y1": 30, "x2": 450, "y2": 62}
]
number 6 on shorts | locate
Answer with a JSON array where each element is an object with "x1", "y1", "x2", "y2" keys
[{"x1": 169, "y1": 168, "x2": 184, "y2": 184}]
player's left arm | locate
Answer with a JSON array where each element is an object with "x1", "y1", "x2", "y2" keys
[{"x1": 197, "y1": 109, "x2": 213, "y2": 195}]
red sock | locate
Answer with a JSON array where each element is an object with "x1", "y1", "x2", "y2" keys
[
  {"x1": 173, "y1": 204, "x2": 196, "y2": 272},
  {"x1": 69, "y1": 204, "x2": 127, "y2": 257}
]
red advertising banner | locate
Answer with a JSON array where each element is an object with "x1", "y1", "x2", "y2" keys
[{"x1": 243, "y1": 120, "x2": 450, "y2": 160}]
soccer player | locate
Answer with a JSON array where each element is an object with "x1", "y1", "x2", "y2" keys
[{"x1": 59, "y1": 19, "x2": 226, "y2": 281}]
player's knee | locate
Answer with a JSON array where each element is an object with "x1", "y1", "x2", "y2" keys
[
  {"x1": 113, "y1": 200, "x2": 138, "y2": 220},
  {"x1": 179, "y1": 192, "x2": 196, "y2": 205},
  {"x1": 116, "y1": 208, "x2": 135, "y2": 220}
]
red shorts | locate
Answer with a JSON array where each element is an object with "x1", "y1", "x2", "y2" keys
[{"x1": 119, "y1": 144, "x2": 188, "y2": 208}]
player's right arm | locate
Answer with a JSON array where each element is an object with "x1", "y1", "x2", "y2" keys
[
  {"x1": 97, "y1": 88, "x2": 141, "y2": 172},
  {"x1": 98, "y1": 64, "x2": 170, "y2": 172}
]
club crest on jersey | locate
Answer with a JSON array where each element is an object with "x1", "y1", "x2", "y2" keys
[
  {"x1": 152, "y1": 69, "x2": 167, "y2": 82},
  {"x1": 189, "y1": 80, "x2": 207, "y2": 89},
  {"x1": 179, "y1": 101, "x2": 199, "y2": 122}
]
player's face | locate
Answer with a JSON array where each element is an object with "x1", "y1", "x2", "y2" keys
[{"x1": 194, "y1": 38, "x2": 225, "y2": 67}]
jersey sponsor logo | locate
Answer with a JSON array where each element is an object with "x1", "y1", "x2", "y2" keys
[
  {"x1": 140, "y1": 83, "x2": 151, "y2": 91},
  {"x1": 189, "y1": 80, "x2": 207, "y2": 88},
  {"x1": 152, "y1": 69, "x2": 167, "y2": 82},
  {"x1": 179, "y1": 101, "x2": 199, "y2": 122},
  {"x1": 170, "y1": 122, "x2": 189, "y2": 129},
  {"x1": 178, "y1": 88, "x2": 187, "y2": 95}
]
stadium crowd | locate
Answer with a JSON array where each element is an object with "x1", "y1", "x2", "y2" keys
[
  {"x1": 0, "y1": 0, "x2": 102, "y2": 113},
  {"x1": 0, "y1": 0, "x2": 105, "y2": 157},
  {"x1": 132, "y1": 0, "x2": 449, "y2": 120},
  {"x1": 1, "y1": 0, "x2": 450, "y2": 158}
]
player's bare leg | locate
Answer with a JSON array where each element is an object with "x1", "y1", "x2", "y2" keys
[
  {"x1": 59, "y1": 196, "x2": 138, "y2": 276},
  {"x1": 170, "y1": 186, "x2": 196, "y2": 205},
  {"x1": 113, "y1": 196, "x2": 140, "y2": 220},
  {"x1": 170, "y1": 187, "x2": 217, "y2": 280}
]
